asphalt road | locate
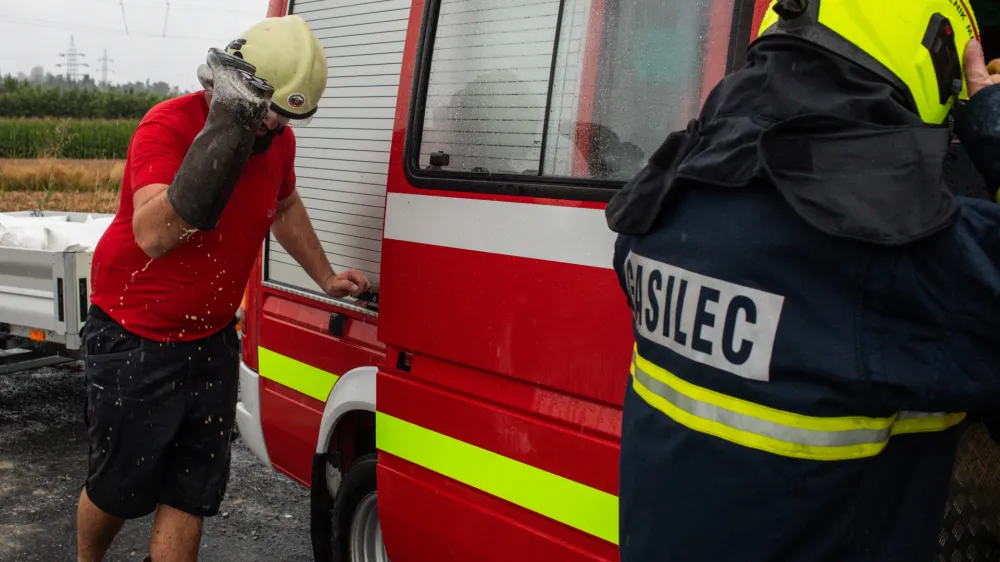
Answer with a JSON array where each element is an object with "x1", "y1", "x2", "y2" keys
[{"x1": 0, "y1": 359, "x2": 314, "y2": 562}]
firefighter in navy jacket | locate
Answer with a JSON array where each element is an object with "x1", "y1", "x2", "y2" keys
[{"x1": 607, "y1": 0, "x2": 1000, "y2": 560}]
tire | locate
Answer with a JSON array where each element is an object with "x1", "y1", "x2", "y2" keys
[{"x1": 330, "y1": 452, "x2": 389, "y2": 562}]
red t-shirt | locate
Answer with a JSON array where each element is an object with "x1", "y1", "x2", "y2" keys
[{"x1": 90, "y1": 91, "x2": 296, "y2": 342}]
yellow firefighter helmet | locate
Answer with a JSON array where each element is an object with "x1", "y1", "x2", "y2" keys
[
  {"x1": 225, "y1": 14, "x2": 328, "y2": 121},
  {"x1": 756, "y1": 0, "x2": 980, "y2": 124}
]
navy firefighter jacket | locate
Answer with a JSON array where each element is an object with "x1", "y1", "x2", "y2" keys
[{"x1": 610, "y1": 39, "x2": 1000, "y2": 562}]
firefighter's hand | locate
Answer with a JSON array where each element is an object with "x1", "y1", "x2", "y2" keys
[
  {"x1": 964, "y1": 39, "x2": 1000, "y2": 98},
  {"x1": 322, "y1": 269, "x2": 371, "y2": 299}
]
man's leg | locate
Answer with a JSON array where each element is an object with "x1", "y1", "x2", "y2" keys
[
  {"x1": 155, "y1": 323, "x2": 241, "y2": 558},
  {"x1": 77, "y1": 308, "x2": 187, "y2": 561},
  {"x1": 77, "y1": 488, "x2": 125, "y2": 562},
  {"x1": 149, "y1": 504, "x2": 203, "y2": 562}
]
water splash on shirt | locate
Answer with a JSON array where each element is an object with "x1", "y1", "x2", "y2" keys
[{"x1": 131, "y1": 258, "x2": 154, "y2": 282}]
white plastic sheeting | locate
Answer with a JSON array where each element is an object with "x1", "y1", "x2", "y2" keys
[{"x1": 0, "y1": 214, "x2": 113, "y2": 252}]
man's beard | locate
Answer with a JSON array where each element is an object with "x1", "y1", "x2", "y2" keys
[{"x1": 252, "y1": 127, "x2": 282, "y2": 154}]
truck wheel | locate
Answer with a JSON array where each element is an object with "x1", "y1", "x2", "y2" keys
[{"x1": 331, "y1": 452, "x2": 389, "y2": 562}]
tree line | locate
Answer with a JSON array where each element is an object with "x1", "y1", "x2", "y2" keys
[
  {"x1": 0, "y1": 76, "x2": 177, "y2": 119},
  {"x1": 14, "y1": 66, "x2": 183, "y2": 97}
]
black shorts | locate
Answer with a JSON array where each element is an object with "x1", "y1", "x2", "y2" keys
[{"x1": 82, "y1": 305, "x2": 240, "y2": 519}]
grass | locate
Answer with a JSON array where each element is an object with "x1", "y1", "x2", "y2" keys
[
  {"x1": 0, "y1": 158, "x2": 124, "y2": 192},
  {"x1": 0, "y1": 159, "x2": 122, "y2": 213},
  {"x1": 0, "y1": 190, "x2": 119, "y2": 213}
]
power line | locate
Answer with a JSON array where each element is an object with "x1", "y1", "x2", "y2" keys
[
  {"x1": 162, "y1": 0, "x2": 170, "y2": 38},
  {"x1": 90, "y1": 0, "x2": 267, "y2": 14},
  {"x1": 119, "y1": 0, "x2": 129, "y2": 35},
  {"x1": 0, "y1": 15, "x2": 222, "y2": 41}
]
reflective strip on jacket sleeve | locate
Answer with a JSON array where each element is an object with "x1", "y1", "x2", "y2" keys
[{"x1": 630, "y1": 346, "x2": 966, "y2": 461}]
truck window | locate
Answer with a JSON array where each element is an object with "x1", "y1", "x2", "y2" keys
[{"x1": 411, "y1": 0, "x2": 746, "y2": 187}]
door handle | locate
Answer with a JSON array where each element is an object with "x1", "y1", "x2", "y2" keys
[
  {"x1": 328, "y1": 313, "x2": 348, "y2": 338},
  {"x1": 355, "y1": 286, "x2": 379, "y2": 313}
]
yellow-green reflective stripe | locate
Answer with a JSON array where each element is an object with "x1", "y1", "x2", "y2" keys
[
  {"x1": 632, "y1": 349, "x2": 966, "y2": 461},
  {"x1": 892, "y1": 412, "x2": 968, "y2": 436},
  {"x1": 376, "y1": 412, "x2": 619, "y2": 545},
  {"x1": 634, "y1": 350, "x2": 894, "y2": 432},
  {"x1": 258, "y1": 347, "x2": 338, "y2": 402}
]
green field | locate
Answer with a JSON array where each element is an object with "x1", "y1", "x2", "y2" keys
[{"x1": 0, "y1": 118, "x2": 137, "y2": 159}]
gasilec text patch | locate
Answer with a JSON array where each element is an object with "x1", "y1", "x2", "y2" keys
[{"x1": 625, "y1": 251, "x2": 785, "y2": 381}]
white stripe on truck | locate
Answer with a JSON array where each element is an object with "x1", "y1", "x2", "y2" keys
[{"x1": 383, "y1": 192, "x2": 616, "y2": 270}]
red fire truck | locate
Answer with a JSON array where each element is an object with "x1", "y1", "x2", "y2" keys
[{"x1": 237, "y1": 0, "x2": 771, "y2": 560}]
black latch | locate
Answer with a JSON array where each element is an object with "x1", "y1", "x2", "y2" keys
[
  {"x1": 354, "y1": 285, "x2": 378, "y2": 314},
  {"x1": 328, "y1": 313, "x2": 348, "y2": 338},
  {"x1": 429, "y1": 151, "x2": 450, "y2": 170},
  {"x1": 78, "y1": 279, "x2": 89, "y2": 324},
  {"x1": 56, "y1": 278, "x2": 65, "y2": 322},
  {"x1": 396, "y1": 351, "x2": 413, "y2": 372},
  {"x1": 355, "y1": 288, "x2": 380, "y2": 313}
]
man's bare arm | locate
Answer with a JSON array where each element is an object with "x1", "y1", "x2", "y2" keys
[
  {"x1": 132, "y1": 184, "x2": 197, "y2": 259},
  {"x1": 271, "y1": 190, "x2": 370, "y2": 298},
  {"x1": 272, "y1": 191, "x2": 332, "y2": 286}
]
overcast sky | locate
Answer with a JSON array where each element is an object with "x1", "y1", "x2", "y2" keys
[{"x1": 0, "y1": 0, "x2": 271, "y2": 91}]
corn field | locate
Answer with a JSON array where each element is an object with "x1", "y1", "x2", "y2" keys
[{"x1": 0, "y1": 118, "x2": 137, "y2": 159}]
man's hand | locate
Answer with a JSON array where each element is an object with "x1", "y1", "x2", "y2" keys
[
  {"x1": 964, "y1": 39, "x2": 1000, "y2": 98},
  {"x1": 956, "y1": 39, "x2": 1000, "y2": 196},
  {"x1": 322, "y1": 270, "x2": 371, "y2": 299}
]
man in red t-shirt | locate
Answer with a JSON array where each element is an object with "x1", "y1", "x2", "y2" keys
[{"x1": 76, "y1": 16, "x2": 369, "y2": 562}]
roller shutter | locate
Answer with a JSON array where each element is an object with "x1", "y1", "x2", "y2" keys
[{"x1": 265, "y1": 0, "x2": 412, "y2": 292}]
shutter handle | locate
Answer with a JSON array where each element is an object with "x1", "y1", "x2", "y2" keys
[{"x1": 328, "y1": 313, "x2": 348, "y2": 337}]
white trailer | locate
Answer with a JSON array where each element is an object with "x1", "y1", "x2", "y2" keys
[{"x1": 0, "y1": 211, "x2": 112, "y2": 373}]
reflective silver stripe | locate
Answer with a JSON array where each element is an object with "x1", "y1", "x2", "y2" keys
[
  {"x1": 632, "y1": 360, "x2": 890, "y2": 448},
  {"x1": 632, "y1": 352, "x2": 962, "y2": 458}
]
